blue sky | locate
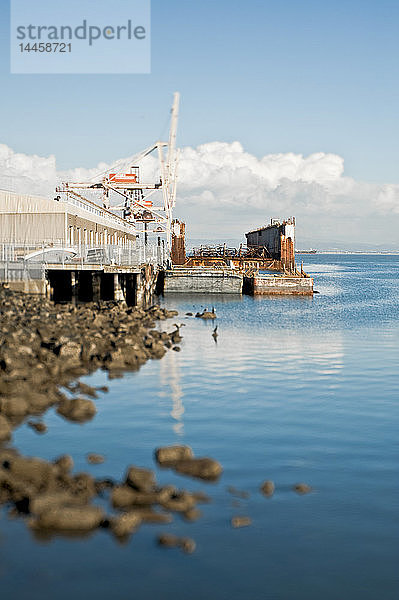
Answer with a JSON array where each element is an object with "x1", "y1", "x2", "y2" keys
[{"x1": 1, "y1": 0, "x2": 398, "y2": 183}]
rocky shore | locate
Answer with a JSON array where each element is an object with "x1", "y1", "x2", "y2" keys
[
  {"x1": 0, "y1": 285, "x2": 181, "y2": 441},
  {"x1": 0, "y1": 287, "x2": 219, "y2": 543},
  {"x1": 0, "y1": 287, "x2": 312, "y2": 548}
]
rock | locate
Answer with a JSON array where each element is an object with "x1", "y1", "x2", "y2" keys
[
  {"x1": 27, "y1": 421, "x2": 47, "y2": 434},
  {"x1": 31, "y1": 505, "x2": 104, "y2": 531},
  {"x1": 27, "y1": 392, "x2": 55, "y2": 413},
  {"x1": 110, "y1": 512, "x2": 142, "y2": 537},
  {"x1": 125, "y1": 466, "x2": 156, "y2": 492},
  {"x1": 0, "y1": 288, "x2": 190, "y2": 538},
  {"x1": 172, "y1": 346, "x2": 181, "y2": 352},
  {"x1": 111, "y1": 485, "x2": 141, "y2": 509},
  {"x1": 29, "y1": 491, "x2": 87, "y2": 515},
  {"x1": 157, "y1": 534, "x2": 196, "y2": 554},
  {"x1": 57, "y1": 397, "x2": 97, "y2": 423},
  {"x1": 185, "y1": 312, "x2": 193, "y2": 316},
  {"x1": 75, "y1": 382, "x2": 98, "y2": 398},
  {"x1": 174, "y1": 457, "x2": 223, "y2": 481},
  {"x1": 155, "y1": 445, "x2": 194, "y2": 466},
  {"x1": 150, "y1": 341, "x2": 167, "y2": 359},
  {"x1": 158, "y1": 533, "x2": 179, "y2": 548},
  {"x1": 54, "y1": 454, "x2": 74, "y2": 474},
  {"x1": 293, "y1": 483, "x2": 312, "y2": 495},
  {"x1": 0, "y1": 396, "x2": 29, "y2": 417},
  {"x1": 161, "y1": 491, "x2": 196, "y2": 513},
  {"x1": 196, "y1": 310, "x2": 216, "y2": 320},
  {"x1": 5, "y1": 456, "x2": 57, "y2": 490},
  {"x1": 0, "y1": 414, "x2": 12, "y2": 442},
  {"x1": 70, "y1": 473, "x2": 96, "y2": 500},
  {"x1": 231, "y1": 516, "x2": 252, "y2": 528},
  {"x1": 58, "y1": 342, "x2": 82, "y2": 370},
  {"x1": 260, "y1": 480, "x2": 275, "y2": 497},
  {"x1": 179, "y1": 537, "x2": 196, "y2": 554},
  {"x1": 94, "y1": 478, "x2": 115, "y2": 494},
  {"x1": 107, "y1": 349, "x2": 128, "y2": 370},
  {"x1": 87, "y1": 453, "x2": 105, "y2": 464},
  {"x1": 182, "y1": 508, "x2": 202, "y2": 522}
]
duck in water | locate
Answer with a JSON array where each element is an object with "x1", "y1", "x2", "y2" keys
[{"x1": 212, "y1": 326, "x2": 218, "y2": 342}]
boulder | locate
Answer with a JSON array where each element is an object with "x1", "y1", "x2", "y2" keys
[
  {"x1": 27, "y1": 421, "x2": 47, "y2": 434},
  {"x1": 87, "y1": 453, "x2": 105, "y2": 465},
  {"x1": 161, "y1": 491, "x2": 196, "y2": 513},
  {"x1": 111, "y1": 485, "x2": 138, "y2": 509},
  {"x1": 53, "y1": 454, "x2": 74, "y2": 474},
  {"x1": 110, "y1": 512, "x2": 142, "y2": 537},
  {"x1": 174, "y1": 457, "x2": 223, "y2": 481},
  {"x1": 58, "y1": 342, "x2": 82, "y2": 369},
  {"x1": 125, "y1": 466, "x2": 156, "y2": 492},
  {"x1": 29, "y1": 491, "x2": 87, "y2": 515},
  {"x1": 231, "y1": 516, "x2": 252, "y2": 528},
  {"x1": 57, "y1": 397, "x2": 96, "y2": 422},
  {"x1": 179, "y1": 537, "x2": 196, "y2": 554},
  {"x1": 158, "y1": 533, "x2": 179, "y2": 548},
  {"x1": 31, "y1": 505, "x2": 104, "y2": 531},
  {"x1": 5, "y1": 456, "x2": 57, "y2": 490},
  {"x1": 0, "y1": 396, "x2": 29, "y2": 417},
  {"x1": 260, "y1": 480, "x2": 275, "y2": 497},
  {"x1": 0, "y1": 414, "x2": 12, "y2": 442},
  {"x1": 154, "y1": 445, "x2": 194, "y2": 466},
  {"x1": 182, "y1": 508, "x2": 202, "y2": 522},
  {"x1": 293, "y1": 483, "x2": 312, "y2": 495}
]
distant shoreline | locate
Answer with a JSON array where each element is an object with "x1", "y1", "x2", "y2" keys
[{"x1": 296, "y1": 251, "x2": 399, "y2": 255}]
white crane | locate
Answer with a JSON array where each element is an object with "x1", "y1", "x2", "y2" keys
[{"x1": 56, "y1": 92, "x2": 180, "y2": 254}]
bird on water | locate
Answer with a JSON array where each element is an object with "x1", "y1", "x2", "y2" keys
[{"x1": 212, "y1": 326, "x2": 218, "y2": 342}]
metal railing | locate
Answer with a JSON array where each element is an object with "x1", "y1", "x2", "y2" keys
[
  {"x1": 58, "y1": 192, "x2": 138, "y2": 234},
  {"x1": 0, "y1": 242, "x2": 167, "y2": 282}
]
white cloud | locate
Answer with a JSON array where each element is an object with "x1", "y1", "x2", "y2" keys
[{"x1": 1, "y1": 140, "x2": 399, "y2": 249}]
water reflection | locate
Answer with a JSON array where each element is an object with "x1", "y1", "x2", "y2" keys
[{"x1": 159, "y1": 350, "x2": 185, "y2": 435}]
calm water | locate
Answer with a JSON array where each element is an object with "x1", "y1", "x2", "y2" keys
[{"x1": 1, "y1": 254, "x2": 399, "y2": 600}]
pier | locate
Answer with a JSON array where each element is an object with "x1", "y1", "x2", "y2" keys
[
  {"x1": 0, "y1": 189, "x2": 164, "y2": 305},
  {"x1": 164, "y1": 266, "x2": 243, "y2": 294}
]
